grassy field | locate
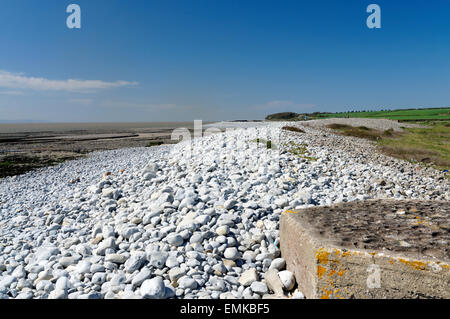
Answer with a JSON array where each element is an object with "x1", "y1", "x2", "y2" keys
[
  {"x1": 378, "y1": 121, "x2": 450, "y2": 171},
  {"x1": 266, "y1": 107, "x2": 450, "y2": 172},
  {"x1": 327, "y1": 121, "x2": 450, "y2": 172},
  {"x1": 312, "y1": 107, "x2": 450, "y2": 121}
]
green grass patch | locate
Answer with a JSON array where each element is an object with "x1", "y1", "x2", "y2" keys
[
  {"x1": 311, "y1": 107, "x2": 450, "y2": 121},
  {"x1": 377, "y1": 121, "x2": 450, "y2": 171},
  {"x1": 252, "y1": 138, "x2": 266, "y2": 144},
  {"x1": 326, "y1": 124, "x2": 387, "y2": 141},
  {"x1": 252, "y1": 138, "x2": 275, "y2": 149},
  {"x1": 0, "y1": 161, "x2": 13, "y2": 167},
  {"x1": 326, "y1": 124, "x2": 405, "y2": 141},
  {"x1": 286, "y1": 141, "x2": 317, "y2": 161},
  {"x1": 282, "y1": 126, "x2": 305, "y2": 133},
  {"x1": 327, "y1": 121, "x2": 450, "y2": 171}
]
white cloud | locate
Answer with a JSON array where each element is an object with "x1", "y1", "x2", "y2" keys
[{"x1": 0, "y1": 70, "x2": 138, "y2": 93}]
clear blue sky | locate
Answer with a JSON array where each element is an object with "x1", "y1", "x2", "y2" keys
[{"x1": 1, "y1": 0, "x2": 450, "y2": 122}]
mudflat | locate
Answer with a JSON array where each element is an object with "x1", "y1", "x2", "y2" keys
[{"x1": 0, "y1": 122, "x2": 206, "y2": 178}]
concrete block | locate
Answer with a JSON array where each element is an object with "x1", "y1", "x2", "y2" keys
[{"x1": 280, "y1": 199, "x2": 450, "y2": 299}]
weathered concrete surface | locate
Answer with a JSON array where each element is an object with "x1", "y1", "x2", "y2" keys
[{"x1": 280, "y1": 200, "x2": 450, "y2": 299}]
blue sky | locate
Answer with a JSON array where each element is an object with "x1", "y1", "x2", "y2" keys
[{"x1": 1, "y1": 0, "x2": 450, "y2": 122}]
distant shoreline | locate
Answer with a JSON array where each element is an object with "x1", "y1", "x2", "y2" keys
[
  {"x1": 0, "y1": 121, "x2": 218, "y2": 134},
  {"x1": 0, "y1": 120, "x2": 265, "y2": 178}
]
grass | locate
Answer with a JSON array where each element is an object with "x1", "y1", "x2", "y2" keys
[
  {"x1": 286, "y1": 141, "x2": 318, "y2": 161},
  {"x1": 325, "y1": 124, "x2": 401, "y2": 141},
  {"x1": 377, "y1": 121, "x2": 450, "y2": 171},
  {"x1": 312, "y1": 107, "x2": 450, "y2": 121},
  {"x1": 265, "y1": 107, "x2": 450, "y2": 122},
  {"x1": 253, "y1": 138, "x2": 317, "y2": 159},
  {"x1": 253, "y1": 138, "x2": 275, "y2": 149},
  {"x1": 327, "y1": 121, "x2": 450, "y2": 171},
  {"x1": 282, "y1": 126, "x2": 305, "y2": 133},
  {"x1": 0, "y1": 161, "x2": 13, "y2": 167}
]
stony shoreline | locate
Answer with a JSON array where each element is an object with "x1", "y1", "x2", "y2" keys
[
  {"x1": 0, "y1": 120, "x2": 448, "y2": 299},
  {"x1": 0, "y1": 122, "x2": 197, "y2": 178}
]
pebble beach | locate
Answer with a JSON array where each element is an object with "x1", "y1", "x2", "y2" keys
[{"x1": 0, "y1": 120, "x2": 448, "y2": 299}]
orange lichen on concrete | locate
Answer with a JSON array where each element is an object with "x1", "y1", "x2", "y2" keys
[
  {"x1": 341, "y1": 251, "x2": 352, "y2": 258},
  {"x1": 316, "y1": 248, "x2": 331, "y2": 265},
  {"x1": 317, "y1": 266, "x2": 327, "y2": 278},
  {"x1": 333, "y1": 248, "x2": 354, "y2": 258},
  {"x1": 320, "y1": 290, "x2": 332, "y2": 299},
  {"x1": 398, "y1": 258, "x2": 427, "y2": 271},
  {"x1": 282, "y1": 210, "x2": 298, "y2": 215},
  {"x1": 320, "y1": 288, "x2": 343, "y2": 299},
  {"x1": 315, "y1": 248, "x2": 349, "y2": 299}
]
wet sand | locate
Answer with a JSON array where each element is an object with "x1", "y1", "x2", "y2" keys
[{"x1": 0, "y1": 122, "x2": 212, "y2": 178}]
